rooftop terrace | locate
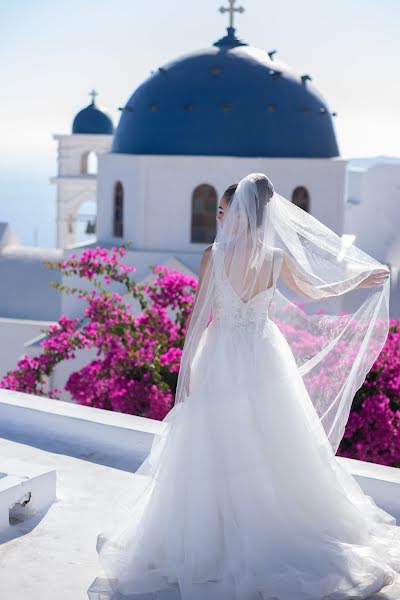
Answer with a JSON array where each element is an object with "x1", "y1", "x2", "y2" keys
[{"x1": 0, "y1": 389, "x2": 399, "y2": 599}]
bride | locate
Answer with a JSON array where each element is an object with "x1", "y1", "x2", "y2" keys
[{"x1": 96, "y1": 173, "x2": 400, "y2": 600}]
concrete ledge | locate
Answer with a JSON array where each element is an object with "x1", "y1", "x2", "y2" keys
[
  {"x1": 0, "y1": 389, "x2": 163, "y2": 468},
  {"x1": 0, "y1": 389, "x2": 399, "y2": 517},
  {"x1": 339, "y1": 455, "x2": 400, "y2": 516}
]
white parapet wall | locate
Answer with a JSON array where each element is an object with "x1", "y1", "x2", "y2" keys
[
  {"x1": 0, "y1": 389, "x2": 161, "y2": 466},
  {"x1": 0, "y1": 388, "x2": 399, "y2": 517},
  {"x1": 341, "y1": 456, "x2": 400, "y2": 518}
]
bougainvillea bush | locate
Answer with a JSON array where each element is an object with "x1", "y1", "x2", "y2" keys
[
  {"x1": 337, "y1": 318, "x2": 400, "y2": 467},
  {"x1": 0, "y1": 244, "x2": 197, "y2": 420},
  {"x1": 0, "y1": 244, "x2": 399, "y2": 467}
]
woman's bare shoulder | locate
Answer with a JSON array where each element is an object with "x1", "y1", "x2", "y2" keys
[
  {"x1": 198, "y1": 245, "x2": 214, "y2": 279},
  {"x1": 201, "y1": 244, "x2": 213, "y2": 263}
]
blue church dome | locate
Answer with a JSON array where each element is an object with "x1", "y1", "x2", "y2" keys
[
  {"x1": 112, "y1": 27, "x2": 339, "y2": 158},
  {"x1": 72, "y1": 90, "x2": 114, "y2": 135}
]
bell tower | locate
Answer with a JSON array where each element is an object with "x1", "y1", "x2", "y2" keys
[{"x1": 51, "y1": 90, "x2": 114, "y2": 248}]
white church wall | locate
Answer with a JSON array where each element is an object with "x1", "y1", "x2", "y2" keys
[
  {"x1": 345, "y1": 163, "x2": 400, "y2": 266},
  {"x1": 96, "y1": 153, "x2": 145, "y2": 246},
  {"x1": 96, "y1": 154, "x2": 348, "y2": 253},
  {"x1": 344, "y1": 163, "x2": 400, "y2": 317},
  {"x1": 345, "y1": 167, "x2": 364, "y2": 209}
]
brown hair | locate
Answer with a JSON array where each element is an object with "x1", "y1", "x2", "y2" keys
[
  {"x1": 222, "y1": 183, "x2": 238, "y2": 205},
  {"x1": 222, "y1": 179, "x2": 274, "y2": 227}
]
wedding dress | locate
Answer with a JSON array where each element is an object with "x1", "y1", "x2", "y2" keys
[{"x1": 97, "y1": 174, "x2": 400, "y2": 600}]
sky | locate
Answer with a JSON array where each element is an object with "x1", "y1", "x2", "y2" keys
[{"x1": 0, "y1": 0, "x2": 399, "y2": 246}]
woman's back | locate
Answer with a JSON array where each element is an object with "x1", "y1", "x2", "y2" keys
[{"x1": 212, "y1": 244, "x2": 284, "y2": 325}]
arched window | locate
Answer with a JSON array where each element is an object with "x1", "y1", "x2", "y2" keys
[
  {"x1": 80, "y1": 151, "x2": 98, "y2": 175},
  {"x1": 79, "y1": 200, "x2": 96, "y2": 239},
  {"x1": 113, "y1": 181, "x2": 124, "y2": 238},
  {"x1": 191, "y1": 184, "x2": 217, "y2": 243},
  {"x1": 291, "y1": 186, "x2": 310, "y2": 212}
]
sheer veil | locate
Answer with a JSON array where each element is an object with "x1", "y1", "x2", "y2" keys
[
  {"x1": 175, "y1": 172, "x2": 390, "y2": 453},
  {"x1": 96, "y1": 173, "x2": 392, "y2": 592}
]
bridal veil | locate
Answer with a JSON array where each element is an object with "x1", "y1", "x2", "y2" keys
[{"x1": 175, "y1": 172, "x2": 390, "y2": 453}]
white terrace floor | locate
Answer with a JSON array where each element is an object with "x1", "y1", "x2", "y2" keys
[{"x1": 0, "y1": 389, "x2": 399, "y2": 600}]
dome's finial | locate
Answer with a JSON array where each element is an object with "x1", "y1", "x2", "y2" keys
[
  {"x1": 219, "y1": 0, "x2": 245, "y2": 29},
  {"x1": 89, "y1": 88, "x2": 99, "y2": 105}
]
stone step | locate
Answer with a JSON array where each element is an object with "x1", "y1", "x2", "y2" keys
[{"x1": 0, "y1": 458, "x2": 56, "y2": 529}]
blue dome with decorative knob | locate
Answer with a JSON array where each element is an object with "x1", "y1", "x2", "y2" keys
[
  {"x1": 72, "y1": 90, "x2": 114, "y2": 135},
  {"x1": 112, "y1": 27, "x2": 339, "y2": 158}
]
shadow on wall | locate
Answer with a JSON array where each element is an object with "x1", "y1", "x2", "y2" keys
[{"x1": 0, "y1": 502, "x2": 52, "y2": 546}]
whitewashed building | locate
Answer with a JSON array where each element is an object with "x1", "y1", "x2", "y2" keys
[
  {"x1": 0, "y1": 16, "x2": 399, "y2": 383},
  {"x1": 0, "y1": 9, "x2": 399, "y2": 598}
]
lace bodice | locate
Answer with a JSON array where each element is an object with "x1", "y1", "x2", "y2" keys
[{"x1": 212, "y1": 247, "x2": 283, "y2": 328}]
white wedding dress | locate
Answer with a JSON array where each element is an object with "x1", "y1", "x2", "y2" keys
[{"x1": 97, "y1": 246, "x2": 400, "y2": 600}]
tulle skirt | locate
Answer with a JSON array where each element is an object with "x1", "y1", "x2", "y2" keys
[{"x1": 97, "y1": 317, "x2": 400, "y2": 599}]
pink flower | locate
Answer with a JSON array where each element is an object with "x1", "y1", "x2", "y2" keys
[{"x1": 1, "y1": 243, "x2": 399, "y2": 464}]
